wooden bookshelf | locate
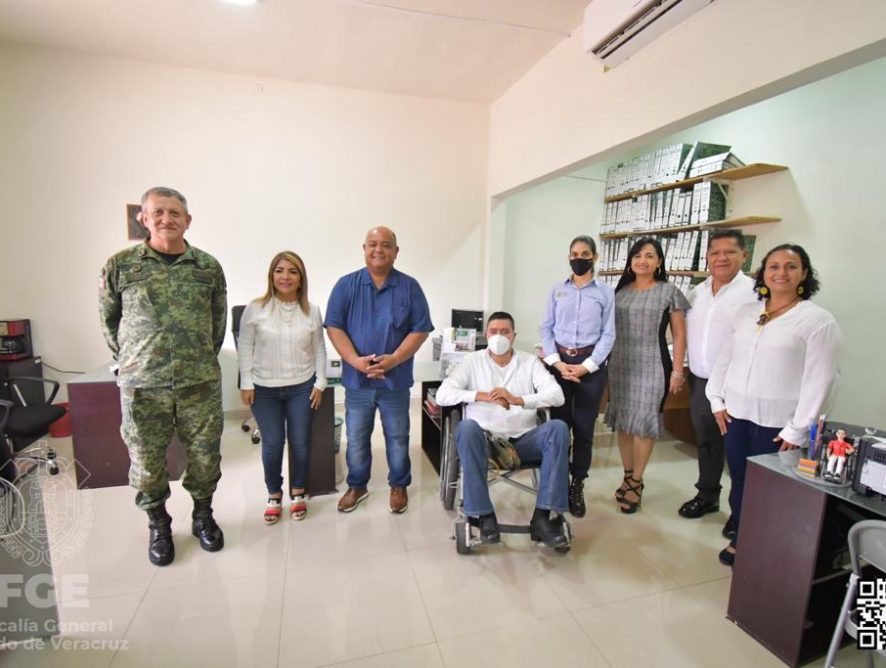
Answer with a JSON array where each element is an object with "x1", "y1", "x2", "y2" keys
[
  {"x1": 604, "y1": 163, "x2": 788, "y2": 203},
  {"x1": 600, "y1": 215, "x2": 780, "y2": 240}
]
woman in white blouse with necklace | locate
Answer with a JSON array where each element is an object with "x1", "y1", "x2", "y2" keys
[
  {"x1": 238, "y1": 251, "x2": 327, "y2": 524},
  {"x1": 707, "y1": 243, "x2": 842, "y2": 566}
]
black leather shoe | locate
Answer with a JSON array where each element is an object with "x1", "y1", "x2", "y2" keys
[
  {"x1": 568, "y1": 477, "x2": 586, "y2": 518},
  {"x1": 192, "y1": 497, "x2": 224, "y2": 552},
  {"x1": 477, "y1": 513, "x2": 501, "y2": 544},
  {"x1": 529, "y1": 509, "x2": 569, "y2": 548},
  {"x1": 678, "y1": 496, "x2": 720, "y2": 519},
  {"x1": 718, "y1": 547, "x2": 735, "y2": 567},
  {"x1": 146, "y1": 505, "x2": 174, "y2": 567},
  {"x1": 722, "y1": 516, "x2": 737, "y2": 541}
]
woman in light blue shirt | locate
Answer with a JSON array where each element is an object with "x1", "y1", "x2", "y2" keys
[{"x1": 540, "y1": 235, "x2": 616, "y2": 518}]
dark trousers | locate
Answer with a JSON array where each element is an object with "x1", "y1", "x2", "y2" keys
[
  {"x1": 688, "y1": 374, "x2": 726, "y2": 504},
  {"x1": 549, "y1": 354, "x2": 607, "y2": 481},
  {"x1": 724, "y1": 417, "x2": 781, "y2": 548}
]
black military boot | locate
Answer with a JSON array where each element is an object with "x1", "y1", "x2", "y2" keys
[
  {"x1": 146, "y1": 505, "x2": 175, "y2": 567},
  {"x1": 192, "y1": 497, "x2": 224, "y2": 552}
]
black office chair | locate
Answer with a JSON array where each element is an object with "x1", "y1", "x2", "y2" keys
[
  {"x1": 439, "y1": 406, "x2": 572, "y2": 555},
  {"x1": 232, "y1": 305, "x2": 261, "y2": 445},
  {"x1": 0, "y1": 376, "x2": 64, "y2": 476}
]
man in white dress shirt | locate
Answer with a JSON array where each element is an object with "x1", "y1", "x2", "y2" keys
[
  {"x1": 435, "y1": 312, "x2": 570, "y2": 548},
  {"x1": 678, "y1": 230, "x2": 757, "y2": 536}
]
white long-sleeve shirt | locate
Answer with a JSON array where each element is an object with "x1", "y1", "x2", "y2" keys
[
  {"x1": 435, "y1": 349, "x2": 564, "y2": 439},
  {"x1": 237, "y1": 299, "x2": 327, "y2": 391},
  {"x1": 706, "y1": 300, "x2": 842, "y2": 446},
  {"x1": 686, "y1": 272, "x2": 757, "y2": 379}
]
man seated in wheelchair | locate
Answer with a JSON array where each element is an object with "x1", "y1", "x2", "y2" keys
[{"x1": 436, "y1": 311, "x2": 570, "y2": 548}]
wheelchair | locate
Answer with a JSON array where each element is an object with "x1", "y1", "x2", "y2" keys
[{"x1": 439, "y1": 406, "x2": 571, "y2": 555}]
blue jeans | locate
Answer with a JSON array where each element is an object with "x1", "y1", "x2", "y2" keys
[
  {"x1": 455, "y1": 418, "x2": 570, "y2": 517},
  {"x1": 344, "y1": 387, "x2": 411, "y2": 489},
  {"x1": 724, "y1": 417, "x2": 782, "y2": 548},
  {"x1": 250, "y1": 378, "x2": 315, "y2": 495}
]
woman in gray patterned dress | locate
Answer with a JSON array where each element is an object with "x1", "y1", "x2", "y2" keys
[{"x1": 605, "y1": 237, "x2": 689, "y2": 513}]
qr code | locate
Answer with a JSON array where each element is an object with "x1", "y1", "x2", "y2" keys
[{"x1": 857, "y1": 578, "x2": 886, "y2": 650}]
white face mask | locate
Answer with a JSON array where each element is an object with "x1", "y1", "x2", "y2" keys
[{"x1": 487, "y1": 334, "x2": 512, "y2": 356}]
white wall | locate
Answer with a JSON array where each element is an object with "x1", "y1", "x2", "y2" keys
[
  {"x1": 498, "y1": 56, "x2": 886, "y2": 426},
  {"x1": 499, "y1": 173, "x2": 605, "y2": 352},
  {"x1": 0, "y1": 44, "x2": 489, "y2": 410},
  {"x1": 488, "y1": 0, "x2": 886, "y2": 198}
]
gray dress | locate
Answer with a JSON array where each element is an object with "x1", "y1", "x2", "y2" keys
[{"x1": 604, "y1": 282, "x2": 690, "y2": 438}]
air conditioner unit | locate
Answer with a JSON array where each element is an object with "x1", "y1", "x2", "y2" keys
[{"x1": 583, "y1": 0, "x2": 714, "y2": 67}]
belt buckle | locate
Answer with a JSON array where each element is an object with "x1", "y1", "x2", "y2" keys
[{"x1": 564, "y1": 347, "x2": 578, "y2": 357}]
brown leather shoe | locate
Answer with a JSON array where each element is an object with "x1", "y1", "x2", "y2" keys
[
  {"x1": 389, "y1": 486, "x2": 408, "y2": 514},
  {"x1": 337, "y1": 487, "x2": 369, "y2": 513}
]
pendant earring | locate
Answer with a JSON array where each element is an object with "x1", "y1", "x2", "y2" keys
[
  {"x1": 759, "y1": 286, "x2": 769, "y2": 296},
  {"x1": 797, "y1": 285, "x2": 805, "y2": 296}
]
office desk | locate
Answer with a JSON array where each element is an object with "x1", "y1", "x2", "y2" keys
[
  {"x1": 416, "y1": 363, "x2": 446, "y2": 474},
  {"x1": 69, "y1": 368, "x2": 338, "y2": 496},
  {"x1": 727, "y1": 452, "x2": 886, "y2": 666},
  {"x1": 293, "y1": 385, "x2": 337, "y2": 496},
  {"x1": 662, "y1": 365, "x2": 694, "y2": 445},
  {"x1": 68, "y1": 366, "x2": 186, "y2": 489}
]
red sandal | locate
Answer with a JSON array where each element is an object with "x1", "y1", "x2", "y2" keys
[
  {"x1": 264, "y1": 497, "x2": 282, "y2": 525},
  {"x1": 290, "y1": 494, "x2": 307, "y2": 521}
]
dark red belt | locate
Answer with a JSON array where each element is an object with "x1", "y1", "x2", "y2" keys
[{"x1": 557, "y1": 344, "x2": 595, "y2": 357}]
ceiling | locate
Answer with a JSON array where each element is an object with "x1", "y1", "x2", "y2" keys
[{"x1": 0, "y1": 0, "x2": 589, "y2": 104}]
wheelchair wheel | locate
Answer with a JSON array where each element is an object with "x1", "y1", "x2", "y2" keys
[
  {"x1": 440, "y1": 408, "x2": 461, "y2": 510},
  {"x1": 251, "y1": 435, "x2": 261, "y2": 445},
  {"x1": 240, "y1": 423, "x2": 251, "y2": 432},
  {"x1": 555, "y1": 517, "x2": 571, "y2": 554},
  {"x1": 455, "y1": 519, "x2": 471, "y2": 555}
]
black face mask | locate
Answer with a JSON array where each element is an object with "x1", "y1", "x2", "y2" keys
[{"x1": 570, "y1": 258, "x2": 594, "y2": 276}]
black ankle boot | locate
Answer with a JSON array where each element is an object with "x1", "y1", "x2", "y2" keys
[
  {"x1": 192, "y1": 497, "x2": 224, "y2": 552},
  {"x1": 529, "y1": 508, "x2": 568, "y2": 548},
  {"x1": 146, "y1": 505, "x2": 175, "y2": 566},
  {"x1": 568, "y1": 477, "x2": 586, "y2": 518}
]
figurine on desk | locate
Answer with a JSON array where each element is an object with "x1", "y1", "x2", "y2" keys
[{"x1": 823, "y1": 429, "x2": 855, "y2": 483}]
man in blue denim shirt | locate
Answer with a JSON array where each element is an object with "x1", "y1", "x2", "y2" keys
[{"x1": 325, "y1": 226, "x2": 433, "y2": 514}]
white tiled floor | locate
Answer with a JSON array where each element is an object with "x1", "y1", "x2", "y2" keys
[{"x1": 2, "y1": 408, "x2": 880, "y2": 667}]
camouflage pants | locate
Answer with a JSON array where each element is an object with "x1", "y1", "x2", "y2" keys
[{"x1": 120, "y1": 380, "x2": 223, "y2": 510}]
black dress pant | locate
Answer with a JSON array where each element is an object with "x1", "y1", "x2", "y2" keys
[
  {"x1": 688, "y1": 373, "x2": 726, "y2": 504},
  {"x1": 549, "y1": 353, "x2": 607, "y2": 481}
]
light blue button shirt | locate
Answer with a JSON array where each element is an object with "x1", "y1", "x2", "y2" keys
[{"x1": 539, "y1": 276, "x2": 616, "y2": 370}]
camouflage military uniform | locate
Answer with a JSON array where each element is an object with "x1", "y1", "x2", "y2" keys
[{"x1": 99, "y1": 241, "x2": 227, "y2": 510}]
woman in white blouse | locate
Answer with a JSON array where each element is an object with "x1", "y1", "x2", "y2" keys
[
  {"x1": 238, "y1": 251, "x2": 327, "y2": 524},
  {"x1": 707, "y1": 243, "x2": 842, "y2": 566}
]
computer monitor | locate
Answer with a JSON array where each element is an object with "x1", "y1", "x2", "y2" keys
[{"x1": 451, "y1": 309, "x2": 483, "y2": 331}]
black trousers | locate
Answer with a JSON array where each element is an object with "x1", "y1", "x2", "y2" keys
[
  {"x1": 548, "y1": 353, "x2": 607, "y2": 481},
  {"x1": 688, "y1": 373, "x2": 726, "y2": 504}
]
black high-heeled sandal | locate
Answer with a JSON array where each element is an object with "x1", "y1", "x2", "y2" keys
[
  {"x1": 618, "y1": 477, "x2": 644, "y2": 514},
  {"x1": 614, "y1": 469, "x2": 634, "y2": 500}
]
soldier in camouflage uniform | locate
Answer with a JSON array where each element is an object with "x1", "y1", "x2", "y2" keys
[{"x1": 99, "y1": 187, "x2": 227, "y2": 566}]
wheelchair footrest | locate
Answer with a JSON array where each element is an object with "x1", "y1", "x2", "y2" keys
[{"x1": 497, "y1": 523, "x2": 531, "y2": 534}]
